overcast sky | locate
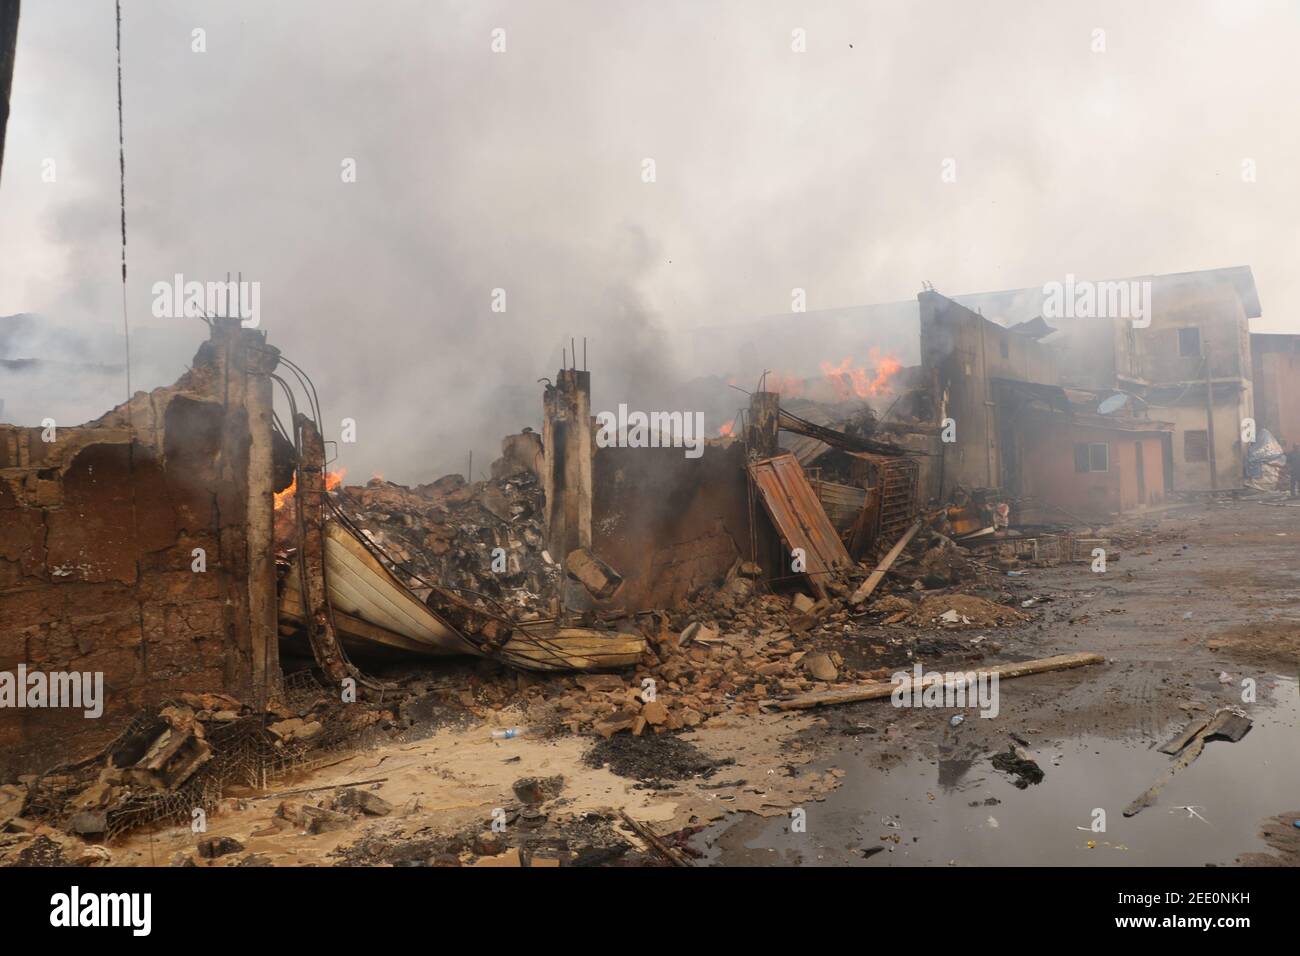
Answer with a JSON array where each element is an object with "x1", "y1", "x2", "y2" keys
[{"x1": 2, "y1": 0, "x2": 1297, "y2": 482}]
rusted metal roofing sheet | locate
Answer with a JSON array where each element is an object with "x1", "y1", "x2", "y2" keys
[{"x1": 748, "y1": 453, "x2": 853, "y2": 598}]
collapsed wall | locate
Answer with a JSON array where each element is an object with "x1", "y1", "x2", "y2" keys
[
  {"x1": 0, "y1": 319, "x2": 281, "y2": 778},
  {"x1": 592, "y1": 440, "x2": 753, "y2": 610},
  {"x1": 537, "y1": 368, "x2": 760, "y2": 613}
]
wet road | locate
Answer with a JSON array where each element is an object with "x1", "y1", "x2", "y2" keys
[{"x1": 698, "y1": 499, "x2": 1300, "y2": 866}]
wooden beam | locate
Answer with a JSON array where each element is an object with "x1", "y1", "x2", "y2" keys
[
  {"x1": 774, "y1": 652, "x2": 1106, "y2": 711},
  {"x1": 619, "y1": 811, "x2": 691, "y2": 867},
  {"x1": 849, "y1": 518, "x2": 922, "y2": 605},
  {"x1": 847, "y1": 485, "x2": 881, "y2": 561}
]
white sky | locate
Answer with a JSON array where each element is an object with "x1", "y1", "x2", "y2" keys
[{"x1": 2, "y1": 0, "x2": 1297, "y2": 480}]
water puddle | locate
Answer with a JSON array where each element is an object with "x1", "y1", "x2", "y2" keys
[{"x1": 696, "y1": 675, "x2": 1299, "y2": 866}]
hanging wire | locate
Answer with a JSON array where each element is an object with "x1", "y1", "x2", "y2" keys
[{"x1": 115, "y1": 0, "x2": 130, "y2": 402}]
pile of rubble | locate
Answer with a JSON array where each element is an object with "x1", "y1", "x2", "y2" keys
[
  {"x1": 857, "y1": 592, "x2": 1029, "y2": 628},
  {"x1": 898, "y1": 593, "x2": 1031, "y2": 628},
  {"x1": 333, "y1": 469, "x2": 562, "y2": 619},
  {"x1": 533, "y1": 599, "x2": 1018, "y2": 738},
  {"x1": 498, "y1": 514, "x2": 1041, "y2": 736},
  {"x1": 907, "y1": 535, "x2": 979, "y2": 586},
  {"x1": 2, "y1": 680, "x2": 387, "y2": 851},
  {"x1": 12, "y1": 482, "x2": 1047, "y2": 853},
  {"x1": 543, "y1": 615, "x2": 864, "y2": 737}
]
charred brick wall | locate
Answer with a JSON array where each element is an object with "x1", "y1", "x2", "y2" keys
[
  {"x1": 920, "y1": 290, "x2": 1059, "y2": 496},
  {"x1": 591, "y1": 440, "x2": 755, "y2": 611},
  {"x1": 0, "y1": 320, "x2": 280, "y2": 778}
]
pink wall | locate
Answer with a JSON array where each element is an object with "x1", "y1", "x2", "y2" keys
[{"x1": 1020, "y1": 418, "x2": 1165, "y2": 519}]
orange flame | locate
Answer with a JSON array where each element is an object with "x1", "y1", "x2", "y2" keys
[
  {"x1": 273, "y1": 475, "x2": 296, "y2": 511},
  {"x1": 818, "y1": 349, "x2": 902, "y2": 400},
  {"x1": 274, "y1": 468, "x2": 347, "y2": 510},
  {"x1": 718, "y1": 419, "x2": 735, "y2": 437}
]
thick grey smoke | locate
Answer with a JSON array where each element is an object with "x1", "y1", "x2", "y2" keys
[{"x1": 2, "y1": 0, "x2": 1296, "y2": 481}]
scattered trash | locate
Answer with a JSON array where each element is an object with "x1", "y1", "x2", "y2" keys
[
  {"x1": 197, "y1": 836, "x2": 244, "y2": 859},
  {"x1": 909, "y1": 595, "x2": 1031, "y2": 629},
  {"x1": 565, "y1": 547, "x2": 624, "y2": 600},
  {"x1": 1126, "y1": 708, "x2": 1253, "y2": 816},
  {"x1": 991, "y1": 745, "x2": 1045, "y2": 789},
  {"x1": 334, "y1": 788, "x2": 394, "y2": 817},
  {"x1": 1172, "y1": 805, "x2": 1210, "y2": 824},
  {"x1": 511, "y1": 775, "x2": 565, "y2": 805}
]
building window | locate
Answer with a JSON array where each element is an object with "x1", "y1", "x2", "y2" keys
[
  {"x1": 999, "y1": 336, "x2": 1009, "y2": 359},
  {"x1": 1184, "y1": 429, "x2": 1209, "y2": 462},
  {"x1": 1073, "y1": 442, "x2": 1109, "y2": 472},
  {"x1": 1178, "y1": 327, "x2": 1201, "y2": 357}
]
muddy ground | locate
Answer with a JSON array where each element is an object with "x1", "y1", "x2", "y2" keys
[
  {"x1": 67, "y1": 497, "x2": 1298, "y2": 867},
  {"x1": 701, "y1": 496, "x2": 1300, "y2": 866}
]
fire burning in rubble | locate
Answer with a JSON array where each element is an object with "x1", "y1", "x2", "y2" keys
[
  {"x1": 718, "y1": 419, "x2": 736, "y2": 437},
  {"x1": 273, "y1": 468, "x2": 347, "y2": 510},
  {"x1": 726, "y1": 348, "x2": 903, "y2": 405},
  {"x1": 818, "y1": 349, "x2": 902, "y2": 400}
]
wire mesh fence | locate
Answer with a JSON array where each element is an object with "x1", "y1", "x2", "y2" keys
[{"x1": 24, "y1": 668, "x2": 361, "y2": 843}]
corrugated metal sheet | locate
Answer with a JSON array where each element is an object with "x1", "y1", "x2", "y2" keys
[
  {"x1": 782, "y1": 431, "x2": 830, "y2": 468},
  {"x1": 810, "y1": 478, "x2": 868, "y2": 530},
  {"x1": 748, "y1": 453, "x2": 853, "y2": 598}
]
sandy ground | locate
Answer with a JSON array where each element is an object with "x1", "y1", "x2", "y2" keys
[{"x1": 107, "y1": 707, "x2": 835, "y2": 866}]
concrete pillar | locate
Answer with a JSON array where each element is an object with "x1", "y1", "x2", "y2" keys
[
  {"x1": 293, "y1": 413, "x2": 353, "y2": 685},
  {"x1": 543, "y1": 368, "x2": 593, "y2": 559},
  {"x1": 747, "y1": 391, "x2": 780, "y2": 458},
  {"x1": 209, "y1": 318, "x2": 281, "y2": 706}
]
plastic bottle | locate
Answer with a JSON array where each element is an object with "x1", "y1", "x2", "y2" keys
[{"x1": 490, "y1": 727, "x2": 527, "y2": 740}]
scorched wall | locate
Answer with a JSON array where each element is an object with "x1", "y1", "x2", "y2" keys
[{"x1": 0, "y1": 320, "x2": 281, "y2": 778}]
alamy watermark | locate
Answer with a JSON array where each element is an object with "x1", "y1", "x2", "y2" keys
[
  {"x1": 50, "y1": 886, "x2": 150, "y2": 936},
  {"x1": 891, "y1": 663, "x2": 999, "y2": 718},
  {"x1": 595, "y1": 404, "x2": 706, "y2": 459},
  {"x1": 1042, "y1": 274, "x2": 1151, "y2": 328},
  {"x1": 151, "y1": 274, "x2": 260, "y2": 327},
  {"x1": 0, "y1": 666, "x2": 103, "y2": 718}
]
